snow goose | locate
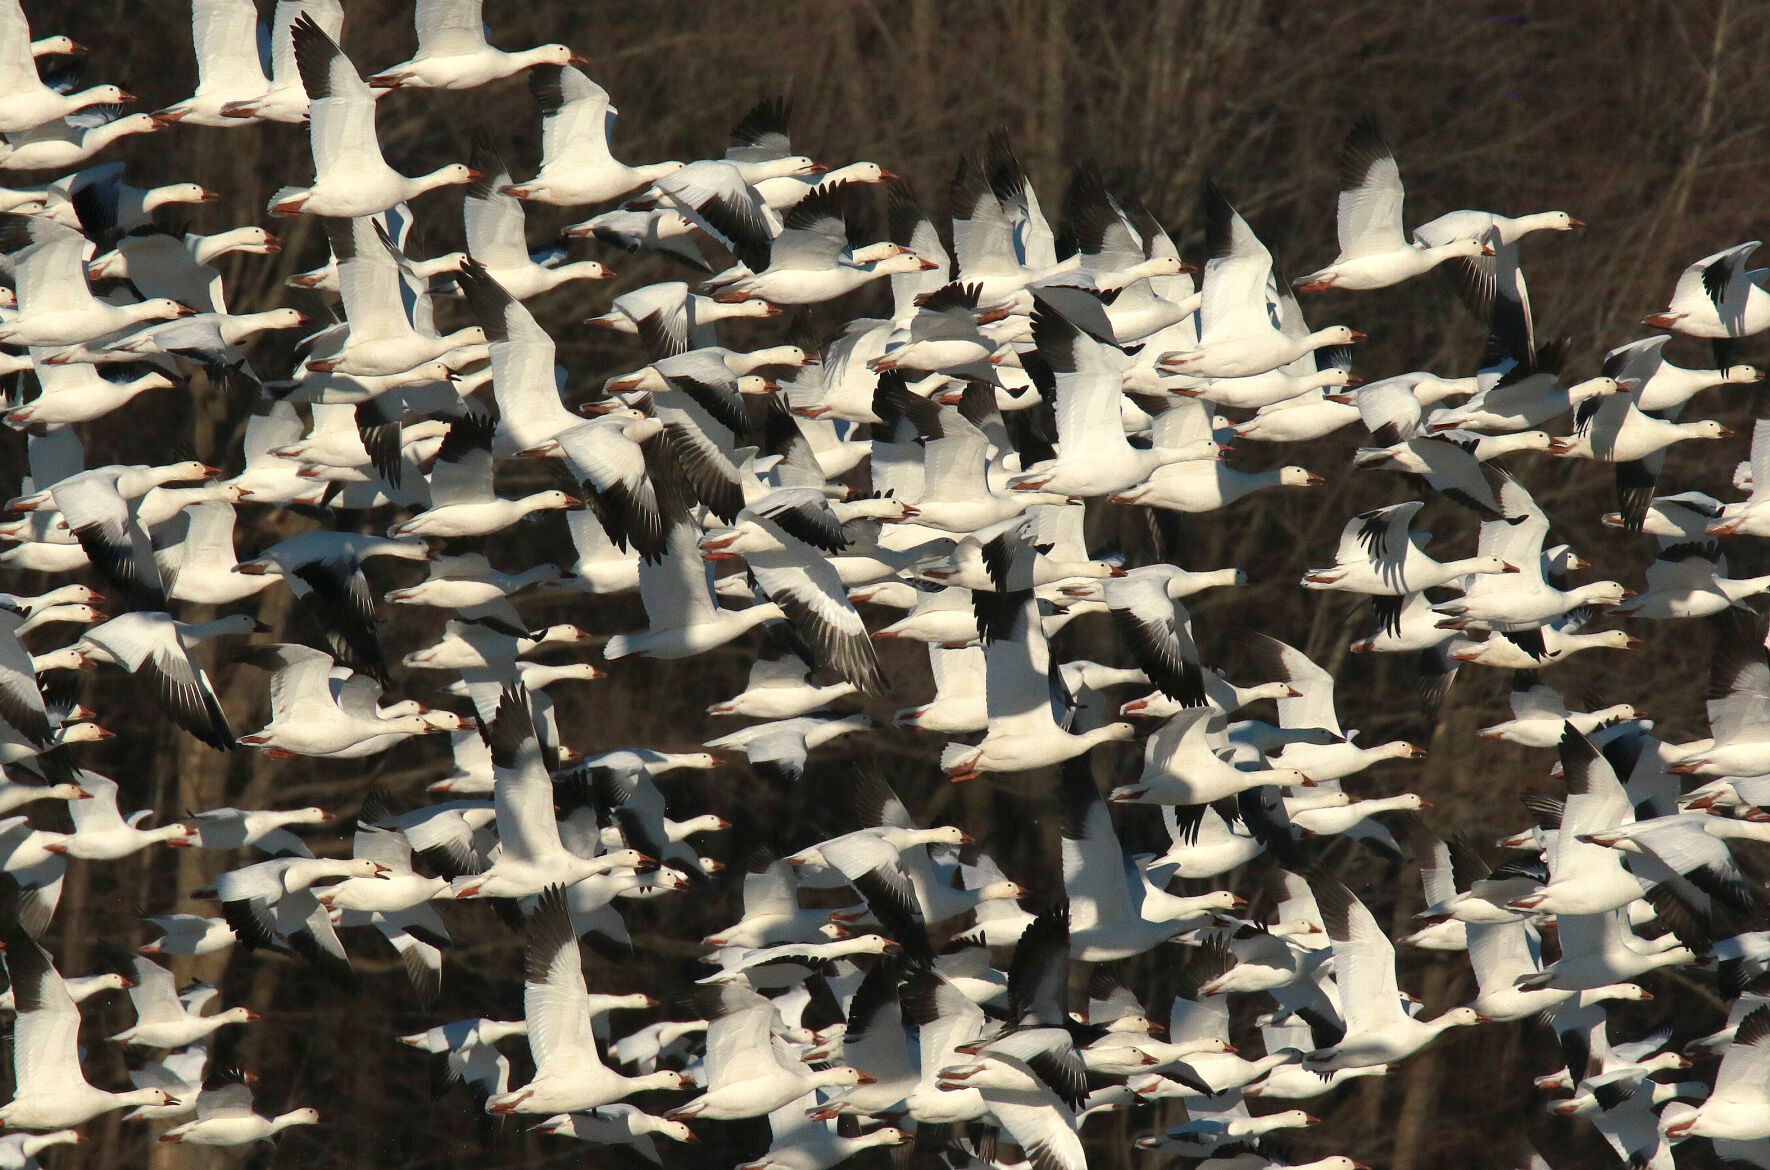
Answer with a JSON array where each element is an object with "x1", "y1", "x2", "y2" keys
[
  {"x1": 667, "y1": 983, "x2": 870, "y2": 1122},
  {"x1": 1505, "y1": 728, "x2": 1662, "y2": 920},
  {"x1": 1478, "y1": 678, "x2": 1642, "y2": 747},
  {"x1": 1431, "y1": 475, "x2": 1630, "y2": 641},
  {"x1": 1664, "y1": 612, "x2": 1770, "y2": 778},
  {"x1": 704, "y1": 714, "x2": 869, "y2": 788},
  {"x1": 45, "y1": 771, "x2": 192, "y2": 860},
  {"x1": 452, "y1": 692, "x2": 651, "y2": 900},
  {"x1": 1708, "y1": 417, "x2": 1770, "y2": 537},
  {"x1": 0, "y1": 21, "x2": 131, "y2": 134},
  {"x1": 158, "y1": 1069, "x2": 317, "y2": 1147},
  {"x1": 1294, "y1": 117, "x2": 1487, "y2": 292},
  {"x1": 584, "y1": 280, "x2": 780, "y2": 358},
  {"x1": 0, "y1": 925, "x2": 177, "y2": 1129},
  {"x1": 110, "y1": 957, "x2": 255, "y2": 1048},
  {"x1": 2, "y1": 364, "x2": 179, "y2": 429},
  {"x1": 940, "y1": 907, "x2": 1093, "y2": 1170},
  {"x1": 738, "y1": 1098, "x2": 908, "y2": 1169},
  {"x1": 188, "y1": 805, "x2": 329, "y2": 857},
  {"x1": 120, "y1": 1046, "x2": 208, "y2": 1122},
  {"x1": 531, "y1": 1105, "x2": 697, "y2": 1160},
  {"x1": 1644, "y1": 241, "x2": 1770, "y2": 366},
  {"x1": 1615, "y1": 541, "x2": 1770, "y2": 619},
  {"x1": 504, "y1": 65, "x2": 681, "y2": 205},
  {"x1": 941, "y1": 593, "x2": 1133, "y2": 781},
  {"x1": 552, "y1": 505, "x2": 640, "y2": 594},
  {"x1": 1300, "y1": 874, "x2": 1486, "y2": 1072},
  {"x1": 0, "y1": 109, "x2": 161, "y2": 173},
  {"x1": 650, "y1": 160, "x2": 796, "y2": 274},
  {"x1": 1006, "y1": 310, "x2": 1217, "y2": 497},
  {"x1": 703, "y1": 852, "x2": 841, "y2": 949},
  {"x1": 268, "y1": 16, "x2": 476, "y2": 217},
  {"x1": 0, "y1": 214, "x2": 190, "y2": 347},
  {"x1": 460, "y1": 143, "x2": 609, "y2": 301},
  {"x1": 236, "y1": 644, "x2": 462, "y2": 759},
  {"x1": 140, "y1": 914, "x2": 234, "y2": 957},
  {"x1": 604, "y1": 518, "x2": 783, "y2": 660},
  {"x1": 1110, "y1": 459, "x2": 1322, "y2": 512},
  {"x1": 210, "y1": 854, "x2": 388, "y2": 983},
  {"x1": 87, "y1": 222, "x2": 278, "y2": 295},
  {"x1": 234, "y1": 529, "x2": 430, "y2": 678},
  {"x1": 1602, "y1": 332, "x2": 1761, "y2": 413},
  {"x1": 1520, "y1": 907, "x2": 1695, "y2": 992},
  {"x1": 390, "y1": 414, "x2": 582, "y2": 539},
  {"x1": 71, "y1": 612, "x2": 240, "y2": 749},
  {"x1": 1060, "y1": 760, "x2": 1242, "y2": 960},
  {"x1": 894, "y1": 643, "x2": 986, "y2": 732},
  {"x1": 1163, "y1": 182, "x2": 1362, "y2": 377},
  {"x1": 155, "y1": 503, "x2": 283, "y2": 606},
  {"x1": 1302, "y1": 500, "x2": 1519, "y2": 595},
  {"x1": 1111, "y1": 706, "x2": 1312, "y2": 805},
  {"x1": 1103, "y1": 565, "x2": 1213, "y2": 707},
  {"x1": 1665, "y1": 1003, "x2": 1770, "y2": 1140},
  {"x1": 305, "y1": 217, "x2": 486, "y2": 378},
  {"x1": 152, "y1": 0, "x2": 269, "y2": 127},
  {"x1": 1548, "y1": 379, "x2": 1731, "y2": 507},
  {"x1": 709, "y1": 653, "x2": 856, "y2": 719},
  {"x1": 369, "y1": 0, "x2": 579, "y2": 90},
  {"x1": 218, "y1": 0, "x2": 342, "y2": 122},
  {"x1": 699, "y1": 492, "x2": 885, "y2": 692},
  {"x1": 711, "y1": 182, "x2": 933, "y2": 305}
]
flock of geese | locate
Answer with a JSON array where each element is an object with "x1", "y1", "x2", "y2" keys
[{"x1": 0, "y1": 1, "x2": 1768, "y2": 1167}]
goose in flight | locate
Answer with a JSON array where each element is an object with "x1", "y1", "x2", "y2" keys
[
  {"x1": 267, "y1": 15, "x2": 477, "y2": 217},
  {"x1": 1294, "y1": 117, "x2": 1487, "y2": 293},
  {"x1": 368, "y1": 0, "x2": 582, "y2": 91}
]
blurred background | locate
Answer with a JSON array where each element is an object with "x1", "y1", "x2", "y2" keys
[{"x1": 4, "y1": 0, "x2": 1769, "y2": 1167}]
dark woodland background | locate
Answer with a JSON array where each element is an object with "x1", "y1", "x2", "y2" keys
[{"x1": 3, "y1": 1, "x2": 1769, "y2": 1167}]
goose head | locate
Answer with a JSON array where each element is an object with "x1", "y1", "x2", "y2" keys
[
  {"x1": 272, "y1": 1108, "x2": 320, "y2": 1131},
  {"x1": 1572, "y1": 580, "x2": 1634, "y2": 607},
  {"x1": 1427, "y1": 236, "x2": 1490, "y2": 262},
  {"x1": 414, "y1": 163, "x2": 481, "y2": 197},
  {"x1": 124, "y1": 1088, "x2": 180, "y2": 1110},
  {"x1": 699, "y1": 521, "x2": 780, "y2": 559},
  {"x1": 975, "y1": 879, "x2": 1026, "y2": 903},
  {"x1": 1433, "y1": 1006, "x2": 1490, "y2": 1029},
  {"x1": 53, "y1": 722, "x2": 115, "y2": 746},
  {"x1": 126, "y1": 298, "x2": 197, "y2": 328},
  {"x1": 1721, "y1": 364, "x2": 1764, "y2": 384},
  {"x1": 1277, "y1": 466, "x2": 1327, "y2": 487},
  {"x1": 1680, "y1": 419, "x2": 1734, "y2": 441},
  {"x1": 196, "y1": 226, "x2": 280, "y2": 261},
  {"x1": 518, "y1": 489, "x2": 585, "y2": 515}
]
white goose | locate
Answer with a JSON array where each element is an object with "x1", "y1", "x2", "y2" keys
[
  {"x1": 111, "y1": 957, "x2": 256, "y2": 1048},
  {"x1": 452, "y1": 692, "x2": 650, "y2": 900},
  {"x1": 153, "y1": 0, "x2": 269, "y2": 127},
  {"x1": 235, "y1": 644, "x2": 461, "y2": 759},
  {"x1": 218, "y1": 0, "x2": 343, "y2": 122},
  {"x1": 941, "y1": 593, "x2": 1134, "y2": 781},
  {"x1": 1162, "y1": 182, "x2": 1361, "y2": 378},
  {"x1": 267, "y1": 16, "x2": 476, "y2": 217},
  {"x1": 390, "y1": 414, "x2": 582, "y2": 539},
  {"x1": 461, "y1": 143, "x2": 610, "y2": 301},
  {"x1": 370, "y1": 0, "x2": 577, "y2": 90},
  {"x1": 158, "y1": 1070, "x2": 318, "y2": 1147},
  {"x1": 1294, "y1": 117, "x2": 1486, "y2": 292},
  {"x1": 0, "y1": 926, "x2": 176, "y2": 1129},
  {"x1": 0, "y1": 213, "x2": 190, "y2": 347},
  {"x1": 666, "y1": 983, "x2": 870, "y2": 1122},
  {"x1": 505, "y1": 64, "x2": 681, "y2": 205},
  {"x1": 1300, "y1": 873, "x2": 1486, "y2": 1072}
]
